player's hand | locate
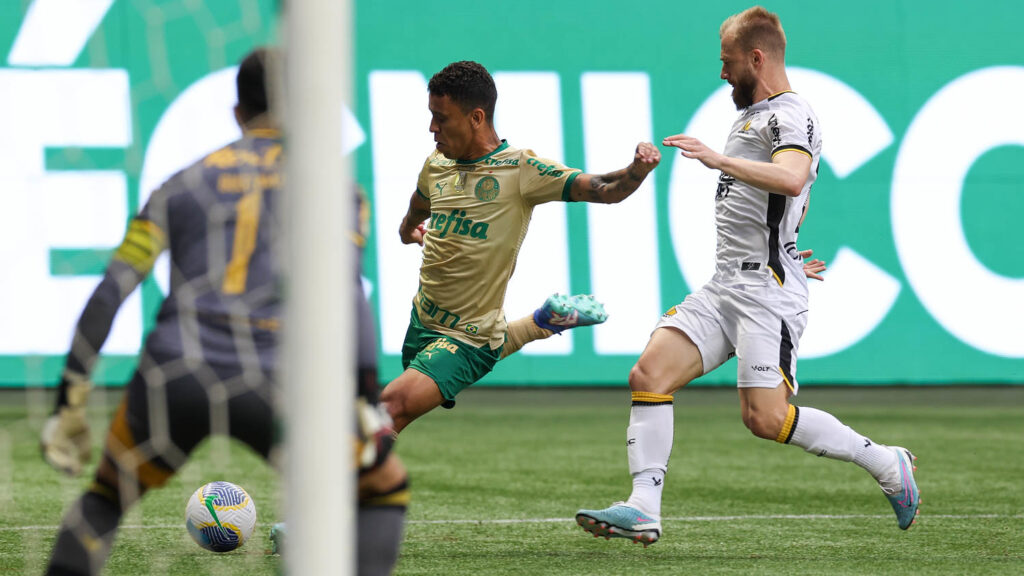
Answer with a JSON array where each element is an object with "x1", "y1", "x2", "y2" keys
[
  {"x1": 399, "y1": 220, "x2": 427, "y2": 246},
  {"x1": 800, "y1": 249, "x2": 827, "y2": 281},
  {"x1": 40, "y1": 370, "x2": 93, "y2": 476},
  {"x1": 662, "y1": 133, "x2": 723, "y2": 170},
  {"x1": 629, "y1": 142, "x2": 661, "y2": 179}
]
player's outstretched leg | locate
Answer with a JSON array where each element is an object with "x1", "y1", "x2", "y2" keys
[
  {"x1": 575, "y1": 502, "x2": 661, "y2": 547},
  {"x1": 533, "y1": 293, "x2": 608, "y2": 334},
  {"x1": 774, "y1": 404, "x2": 921, "y2": 530},
  {"x1": 501, "y1": 294, "x2": 608, "y2": 359},
  {"x1": 880, "y1": 446, "x2": 919, "y2": 529}
]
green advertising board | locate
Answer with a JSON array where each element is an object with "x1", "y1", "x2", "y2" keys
[{"x1": 1, "y1": 0, "x2": 1022, "y2": 386}]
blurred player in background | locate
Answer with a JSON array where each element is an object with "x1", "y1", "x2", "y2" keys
[
  {"x1": 383, "y1": 60, "x2": 661, "y2": 433},
  {"x1": 576, "y1": 6, "x2": 919, "y2": 546},
  {"x1": 44, "y1": 48, "x2": 407, "y2": 576}
]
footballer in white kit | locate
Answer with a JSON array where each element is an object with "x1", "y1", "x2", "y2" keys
[
  {"x1": 577, "y1": 6, "x2": 918, "y2": 547},
  {"x1": 658, "y1": 90, "x2": 821, "y2": 392}
]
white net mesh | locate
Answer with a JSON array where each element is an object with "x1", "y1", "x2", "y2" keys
[{"x1": 1, "y1": 2, "x2": 293, "y2": 574}]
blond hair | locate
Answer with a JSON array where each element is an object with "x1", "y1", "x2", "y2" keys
[{"x1": 720, "y1": 6, "x2": 786, "y2": 58}]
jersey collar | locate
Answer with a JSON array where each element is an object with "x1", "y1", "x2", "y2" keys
[
  {"x1": 244, "y1": 128, "x2": 282, "y2": 139},
  {"x1": 456, "y1": 140, "x2": 509, "y2": 165}
]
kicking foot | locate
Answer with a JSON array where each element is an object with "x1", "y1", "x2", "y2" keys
[
  {"x1": 575, "y1": 502, "x2": 661, "y2": 547},
  {"x1": 880, "y1": 446, "x2": 919, "y2": 529},
  {"x1": 534, "y1": 294, "x2": 608, "y2": 334}
]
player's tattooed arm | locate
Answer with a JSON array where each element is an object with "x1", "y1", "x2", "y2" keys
[
  {"x1": 570, "y1": 142, "x2": 660, "y2": 204},
  {"x1": 399, "y1": 189, "x2": 431, "y2": 246}
]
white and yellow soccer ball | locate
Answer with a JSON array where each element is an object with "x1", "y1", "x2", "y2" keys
[{"x1": 184, "y1": 481, "x2": 258, "y2": 552}]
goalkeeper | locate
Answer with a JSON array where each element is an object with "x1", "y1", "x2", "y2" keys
[{"x1": 43, "y1": 48, "x2": 407, "y2": 576}]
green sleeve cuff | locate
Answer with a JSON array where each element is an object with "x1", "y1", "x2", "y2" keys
[
  {"x1": 561, "y1": 171, "x2": 580, "y2": 202},
  {"x1": 415, "y1": 188, "x2": 428, "y2": 200}
]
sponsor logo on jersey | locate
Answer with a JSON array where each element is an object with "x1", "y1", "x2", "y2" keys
[
  {"x1": 741, "y1": 119, "x2": 752, "y2": 132},
  {"x1": 435, "y1": 181, "x2": 447, "y2": 195},
  {"x1": 741, "y1": 262, "x2": 761, "y2": 271},
  {"x1": 663, "y1": 306, "x2": 678, "y2": 316},
  {"x1": 785, "y1": 241, "x2": 800, "y2": 260},
  {"x1": 768, "y1": 113, "x2": 781, "y2": 147},
  {"x1": 475, "y1": 175, "x2": 500, "y2": 201},
  {"x1": 751, "y1": 364, "x2": 774, "y2": 373},
  {"x1": 418, "y1": 291, "x2": 461, "y2": 329},
  {"x1": 525, "y1": 157, "x2": 566, "y2": 178},
  {"x1": 430, "y1": 209, "x2": 489, "y2": 239},
  {"x1": 481, "y1": 157, "x2": 519, "y2": 167},
  {"x1": 715, "y1": 173, "x2": 735, "y2": 200}
]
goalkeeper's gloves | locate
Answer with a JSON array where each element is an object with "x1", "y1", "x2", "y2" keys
[{"x1": 40, "y1": 370, "x2": 93, "y2": 476}]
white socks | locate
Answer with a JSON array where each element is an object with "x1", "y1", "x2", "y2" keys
[
  {"x1": 785, "y1": 405, "x2": 897, "y2": 481},
  {"x1": 624, "y1": 392, "x2": 674, "y2": 518}
]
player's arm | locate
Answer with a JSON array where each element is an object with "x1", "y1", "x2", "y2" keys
[
  {"x1": 663, "y1": 134, "x2": 811, "y2": 197},
  {"x1": 64, "y1": 218, "x2": 166, "y2": 380},
  {"x1": 398, "y1": 189, "x2": 431, "y2": 246},
  {"x1": 568, "y1": 142, "x2": 660, "y2": 204},
  {"x1": 44, "y1": 196, "x2": 167, "y2": 475},
  {"x1": 794, "y1": 194, "x2": 827, "y2": 280}
]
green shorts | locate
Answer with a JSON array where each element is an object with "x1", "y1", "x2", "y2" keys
[{"x1": 401, "y1": 307, "x2": 502, "y2": 407}]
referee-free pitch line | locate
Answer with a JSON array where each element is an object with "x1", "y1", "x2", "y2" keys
[{"x1": 2, "y1": 513, "x2": 1022, "y2": 532}]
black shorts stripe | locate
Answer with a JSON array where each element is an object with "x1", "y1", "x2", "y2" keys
[
  {"x1": 779, "y1": 319, "x2": 795, "y2": 391},
  {"x1": 783, "y1": 405, "x2": 800, "y2": 444},
  {"x1": 766, "y1": 194, "x2": 787, "y2": 285}
]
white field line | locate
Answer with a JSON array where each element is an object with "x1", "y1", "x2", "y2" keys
[{"x1": 3, "y1": 513, "x2": 1021, "y2": 532}]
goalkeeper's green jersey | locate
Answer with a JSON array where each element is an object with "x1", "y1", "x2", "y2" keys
[{"x1": 413, "y1": 140, "x2": 580, "y2": 349}]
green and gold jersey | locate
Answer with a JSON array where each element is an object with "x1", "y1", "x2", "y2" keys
[{"x1": 413, "y1": 140, "x2": 580, "y2": 349}]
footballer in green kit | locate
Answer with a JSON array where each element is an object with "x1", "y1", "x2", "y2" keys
[{"x1": 382, "y1": 60, "x2": 660, "y2": 432}]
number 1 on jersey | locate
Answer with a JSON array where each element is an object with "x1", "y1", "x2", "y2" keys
[{"x1": 222, "y1": 189, "x2": 262, "y2": 294}]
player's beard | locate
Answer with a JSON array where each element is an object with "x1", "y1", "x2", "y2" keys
[{"x1": 731, "y1": 73, "x2": 756, "y2": 110}]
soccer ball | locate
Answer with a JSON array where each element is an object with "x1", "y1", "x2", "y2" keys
[{"x1": 184, "y1": 481, "x2": 258, "y2": 552}]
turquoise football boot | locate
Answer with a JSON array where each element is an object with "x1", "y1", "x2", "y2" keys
[
  {"x1": 534, "y1": 294, "x2": 608, "y2": 334},
  {"x1": 575, "y1": 502, "x2": 661, "y2": 546},
  {"x1": 882, "y1": 446, "x2": 920, "y2": 529},
  {"x1": 269, "y1": 522, "x2": 286, "y2": 554}
]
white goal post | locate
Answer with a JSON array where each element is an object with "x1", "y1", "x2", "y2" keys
[{"x1": 281, "y1": 0, "x2": 354, "y2": 574}]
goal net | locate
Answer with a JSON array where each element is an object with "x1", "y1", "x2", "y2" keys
[{"x1": 0, "y1": 1, "x2": 353, "y2": 574}]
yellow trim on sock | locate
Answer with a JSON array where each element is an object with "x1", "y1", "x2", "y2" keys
[
  {"x1": 362, "y1": 488, "x2": 411, "y2": 508},
  {"x1": 88, "y1": 481, "x2": 118, "y2": 503},
  {"x1": 631, "y1": 391, "x2": 674, "y2": 403},
  {"x1": 775, "y1": 404, "x2": 797, "y2": 443}
]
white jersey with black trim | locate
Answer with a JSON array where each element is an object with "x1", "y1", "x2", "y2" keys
[{"x1": 711, "y1": 91, "x2": 822, "y2": 298}]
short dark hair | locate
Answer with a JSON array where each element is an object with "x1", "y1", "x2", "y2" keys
[
  {"x1": 236, "y1": 47, "x2": 270, "y2": 121},
  {"x1": 427, "y1": 61, "x2": 497, "y2": 122}
]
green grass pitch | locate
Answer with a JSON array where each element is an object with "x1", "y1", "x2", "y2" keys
[{"x1": 1, "y1": 386, "x2": 1022, "y2": 575}]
